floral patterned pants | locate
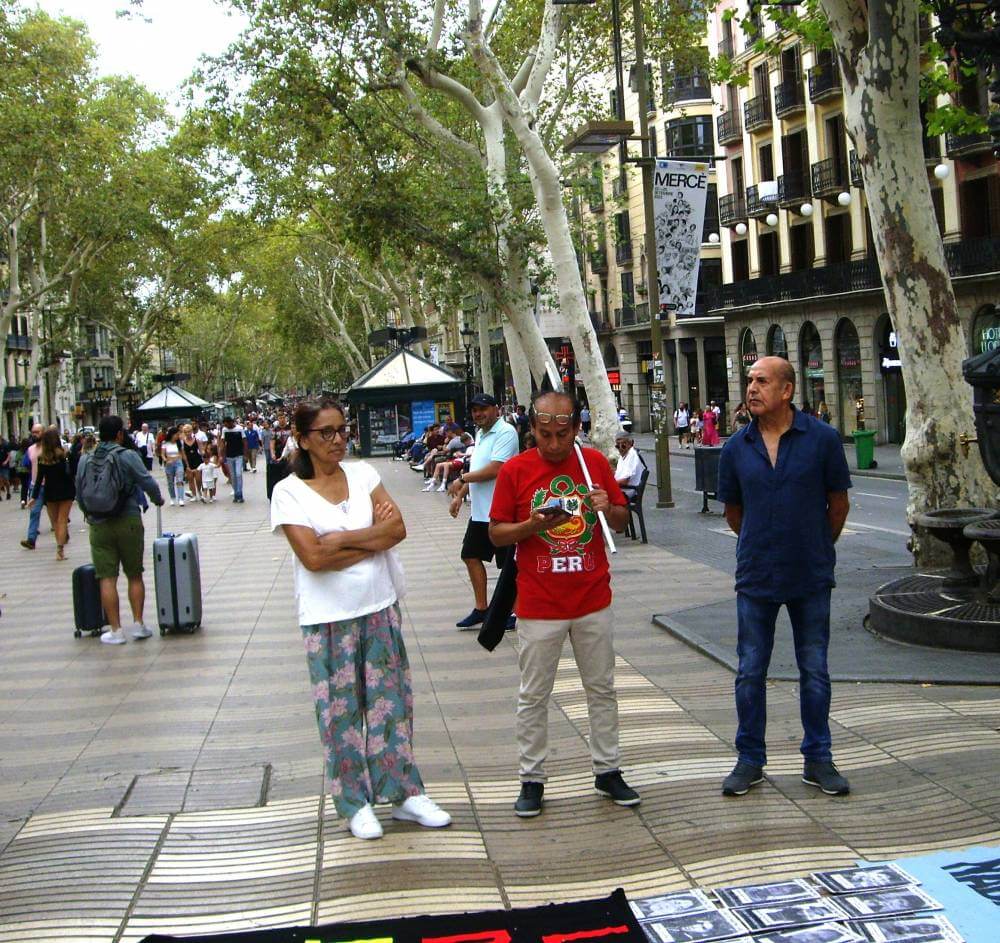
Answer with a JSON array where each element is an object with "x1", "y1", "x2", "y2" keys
[{"x1": 301, "y1": 603, "x2": 425, "y2": 819}]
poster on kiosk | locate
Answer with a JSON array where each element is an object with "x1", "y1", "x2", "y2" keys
[{"x1": 653, "y1": 160, "x2": 710, "y2": 318}]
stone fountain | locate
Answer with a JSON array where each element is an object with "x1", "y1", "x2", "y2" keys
[{"x1": 867, "y1": 347, "x2": 1000, "y2": 653}]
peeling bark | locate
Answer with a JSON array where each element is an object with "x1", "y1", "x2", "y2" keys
[{"x1": 822, "y1": 0, "x2": 997, "y2": 564}]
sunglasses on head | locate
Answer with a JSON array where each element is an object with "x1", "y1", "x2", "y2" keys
[{"x1": 532, "y1": 411, "x2": 573, "y2": 426}]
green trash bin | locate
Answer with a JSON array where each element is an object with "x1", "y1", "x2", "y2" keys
[{"x1": 852, "y1": 429, "x2": 877, "y2": 470}]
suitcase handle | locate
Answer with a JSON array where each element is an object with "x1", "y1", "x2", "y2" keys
[{"x1": 157, "y1": 503, "x2": 162, "y2": 539}]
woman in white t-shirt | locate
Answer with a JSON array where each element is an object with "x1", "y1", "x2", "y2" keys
[{"x1": 270, "y1": 400, "x2": 450, "y2": 841}]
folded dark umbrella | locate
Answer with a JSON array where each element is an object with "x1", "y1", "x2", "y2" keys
[{"x1": 478, "y1": 551, "x2": 518, "y2": 651}]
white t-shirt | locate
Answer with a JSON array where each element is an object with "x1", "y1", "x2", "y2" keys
[
  {"x1": 615, "y1": 446, "x2": 644, "y2": 488},
  {"x1": 162, "y1": 441, "x2": 180, "y2": 462},
  {"x1": 270, "y1": 462, "x2": 396, "y2": 625},
  {"x1": 134, "y1": 431, "x2": 155, "y2": 456}
]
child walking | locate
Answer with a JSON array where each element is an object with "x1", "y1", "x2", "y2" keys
[{"x1": 200, "y1": 446, "x2": 220, "y2": 502}]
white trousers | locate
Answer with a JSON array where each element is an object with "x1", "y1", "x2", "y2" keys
[{"x1": 516, "y1": 605, "x2": 620, "y2": 782}]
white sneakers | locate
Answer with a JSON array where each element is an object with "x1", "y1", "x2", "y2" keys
[
  {"x1": 347, "y1": 795, "x2": 451, "y2": 840},
  {"x1": 436, "y1": 481, "x2": 447, "y2": 492},
  {"x1": 168, "y1": 499, "x2": 176, "y2": 506},
  {"x1": 130, "y1": 623, "x2": 153, "y2": 640},
  {"x1": 100, "y1": 629, "x2": 126, "y2": 645},
  {"x1": 422, "y1": 479, "x2": 435, "y2": 492},
  {"x1": 178, "y1": 499, "x2": 185, "y2": 507},
  {"x1": 392, "y1": 794, "x2": 452, "y2": 828},
  {"x1": 348, "y1": 804, "x2": 383, "y2": 840}
]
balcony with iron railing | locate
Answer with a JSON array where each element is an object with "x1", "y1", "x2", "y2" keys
[
  {"x1": 613, "y1": 305, "x2": 634, "y2": 327},
  {"x1": 718, "y1": 36, "x2": 734, "y2": 60},
  {"x1": 719, "y1": 193, "x2": 748, "y2": 228},
  {"x1": 946, "y1": 130, "x2": 993, "y2": 158},
  {"x1": 778, "y1": 169, "x2": 811, "y2": 207},
  {"x1": 588, "y1": 188, "x2": 605, "y2": 213},
  {"x1": 590, "y1": 246, "x2": 609, "y2": 273},
  {"x1": 4, "y1": 334, "x2": 32, "y2": 352},
  {"x1": 590, "y1": 312, "x2": 612, "y2": 335},
  {"x1": 615, "y1": 240, "x2": 633, "y2": 265},
  {"x1": 808, "y1": 61, "x2": 841, "y2": 102},
  {"x1": 717, "y1": 110, "x2": 742, "y2": 145},
  {"x1": 811, "y1": 156, "x2": 850, "y2": 198},
  {"x1": 774, "y1": 78, "x2": 805, "y2": 118},
  {"x1": 745, "y1": 184, "x2": 773, "y2": 218},
  {"x1": 744, "y1": 93, "x2": 771, "y2": 133},
  {"x1": 711, "y1": 237, "x2": 1000, "y2": 313}
]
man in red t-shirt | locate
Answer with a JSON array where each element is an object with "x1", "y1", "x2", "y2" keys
[{"x1": 489, "y1": 391, "x2": 638, "y2": 818}]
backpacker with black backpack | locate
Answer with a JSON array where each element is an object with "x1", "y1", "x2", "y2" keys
[{"x1": 77, "y1": 445, "x2": 130, "y2": 520}]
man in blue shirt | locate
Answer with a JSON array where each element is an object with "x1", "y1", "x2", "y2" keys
[
  {"x1": 716, "y1": 357, "x2": 852, "y2": 798},
  {"x1": 448, "y1": 393, "x2": 520, "y2": 629}
]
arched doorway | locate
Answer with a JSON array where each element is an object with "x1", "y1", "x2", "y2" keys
[
  {"x1": 800, "y1": 322, "x2": 825, "y2": 412},
  {"x1": 971, "y1": 304, "x2": 1000, "y2": 354},
  {"x1": 766, "y1": 324, "x2": 788, "y2": 359},
  {"x1": 874, "y1": 313, "x2": 906, "y2": 444},
  {"x1": 835, "y1": 318, "x2": 863, "y2": 435},
  {"x1": 739, "y1": 327, "x2": 758, "y2": 399}
]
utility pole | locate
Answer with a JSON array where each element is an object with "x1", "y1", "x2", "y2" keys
[{"x1": 631, "y1": 0, "x2": 674, "y2": 507}]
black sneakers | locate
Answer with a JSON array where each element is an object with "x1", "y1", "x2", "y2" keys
[
  {"x1": 803, "y1": 760, "x2": 850, "y2": 795},
  {"x1": 594, "y1": 770, "x2": 641, "y2": 806},
  {"x1": 456, "y1": 608, "x2": 486, "y2": 629},
  {"x1": 722, "y1": 761, "x2": 765, "y2": 796},
  {"x1": 514, "y1": 781, "x2": 544, "y2": 817}
]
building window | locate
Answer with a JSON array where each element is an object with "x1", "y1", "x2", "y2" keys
[
  {"x1": 664, "y1": 116, "x2": 715, "y2": 159},
  {"x1": 702, "y1": 184, "x2": 719, "y2": 242},
  {"x1": 739, "y1": 327, "x2": 758, "y2": 397},
  {"x1": 800, "y1": 321, "x2": 825, "y2": 412},
  {"x1": 767, "y1": 324, "x2": 788, "y2": 359},
  {"x1": 835, "y1": 318, "x2": 863, "y2": 435}
]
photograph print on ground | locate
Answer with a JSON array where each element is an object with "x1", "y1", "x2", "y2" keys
[
  {"x1": 812, "y1": 865, "x2": 919, "y2": 895},
  {"x1": 855, "y1": 913, "x2": 964, "y2": 943},
  {"x1": 835, "y1": 887, "x2": 944, "y2": 920},
  {"x1": 735, "y1": 898, "x2": 850, "y2": 931},
  {"x1": 752, "y1": 923, "x2": 865, "y2": 943},
  {"x1": 631, "y1": 889, "x2": 716, "y2": 920},
  {"x1": 639, "y1": 907, "x2": 749, "y2": 943},
  {"x1": 715, "y1": 878, "x2": 820, "y2": 909}
]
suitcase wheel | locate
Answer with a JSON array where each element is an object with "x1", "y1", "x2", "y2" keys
[
  {"x1": 74, "y1": 629, "x2": 82, "y2": 638},
  {"x1": 159, "y1": 625, "x2": 167, "y2": 636}
]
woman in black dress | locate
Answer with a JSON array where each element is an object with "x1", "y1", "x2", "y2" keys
[
  {"x1": 29, "y1": 428, "x2": 76, "y2": 561},
  {"x1": 180, "y1": 423, "x2": 204, "y2": 502}
]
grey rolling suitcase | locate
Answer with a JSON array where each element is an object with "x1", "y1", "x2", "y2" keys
[{"x1": 153, "y1": 506, "x2": 202, "y2": 635}]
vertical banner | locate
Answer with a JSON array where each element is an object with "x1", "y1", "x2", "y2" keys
[{"x1": 653, "y1": 160, "x2": 710, "y2": 317}]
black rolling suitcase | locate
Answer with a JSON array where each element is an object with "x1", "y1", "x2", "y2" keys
[
  {"x1": 153, "y1": 507, "x2": 202, "y2": 635},
  {"x1": 73, "y1": 564, "x2": 107, "y2": 637}
]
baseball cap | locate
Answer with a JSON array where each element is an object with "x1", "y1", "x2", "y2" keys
[{"x1": 469, "y1": 393, "x2": 498, "y2": 407}]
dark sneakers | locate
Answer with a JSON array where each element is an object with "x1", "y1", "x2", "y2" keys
[
  {"x1": 20, "y1": 538, "x2": 34, "y2": 550},
  {"x1": 514, "y1": 781, "x2": 544, "y2": 817},
  {"x1": 722, "y1": 761, "x2": 765, "y2": 796},
  {"x1": 803, "y1": 760, "x2": 851, "y2": 795},
  {"x1": 594, "y1": 770, "x2": 641, "y2": 806},
  {"x1": 456, "y1": 608, "x2": 486, "y2": 629}
]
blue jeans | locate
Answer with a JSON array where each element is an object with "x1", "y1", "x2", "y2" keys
[
  {"x1": 27, "y1": 484, "x2": 44, "y2": 541},
  {"x1": 163, "y1": 460, "x2": 185, "y2": 500},
  {"x1": 229, "y1": 455, "x2": 244, "y2": 500},
  {"x1": 735, "y1": 590, "x2": 833, "y2": 768}
]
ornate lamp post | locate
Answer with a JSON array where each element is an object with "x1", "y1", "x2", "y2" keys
[{"x1": 460, "y1": 323, "x2": 477, "y2": 425}]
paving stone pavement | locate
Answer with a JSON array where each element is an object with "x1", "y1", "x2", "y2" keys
[{"x1": 1, "y1": 459, "x2": 998, "y2": 941}]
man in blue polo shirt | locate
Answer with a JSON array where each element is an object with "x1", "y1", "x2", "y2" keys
[
  {"x1": 717, "y1": 356, "x2": 852, "y2": 798},
  {"x1": 449, "y1": 393, "x2": 520, "y2": 629}
]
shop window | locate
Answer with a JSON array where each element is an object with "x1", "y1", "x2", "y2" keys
[
  {"x1": 800, "y1": 321, "x2": 825, "y2": 412},
  {"x1": 767, "y1": 324, "x2": 788, "y2": 359},
  {"x1": 972, "y1": 304, "x2": 1000, "y2": 354},
  {"x1": 835, "y1": 318, "x2": 863, "y2": 435},
  {"x1": 740, "y1": 327, "x2": 758, "y2": 397}
]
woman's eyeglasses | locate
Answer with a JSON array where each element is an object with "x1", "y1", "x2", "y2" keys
[
  {"x1": 308, "y1": 426, "x2": 350, "y2": 441},
  {"x1": 532, "y1": 412, "x2": 573, "y2": 426}
]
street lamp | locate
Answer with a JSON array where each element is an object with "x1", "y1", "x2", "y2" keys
[
  {"x1": 460, "y1": 324, "x2": 477, "y2": 425},
  {"x1": 561, "y1": 0, "x2": 674, "y2": 507}
]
